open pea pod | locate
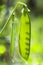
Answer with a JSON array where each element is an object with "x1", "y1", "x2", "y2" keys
[{"x1": 19, "y1": 7, "x2": 31, "y2": 60}]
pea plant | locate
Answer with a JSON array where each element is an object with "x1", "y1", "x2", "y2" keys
[{"x1": 0, "y1": 2, "x2": 31, "y2": 62}]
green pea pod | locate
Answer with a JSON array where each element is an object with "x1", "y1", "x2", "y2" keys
[
  {"x1": 10, "y1": 14, "x2": 17, "y2": 58},
  {"x1": 19, "y1": 8, "x2": 31, "y2": 60}
]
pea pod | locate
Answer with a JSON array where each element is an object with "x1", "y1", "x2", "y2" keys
[
  {"x1": 19, "y1": 7, "x2": 31, "y2": 60},
  {"x1": 10, "y1": 14, "x2": 18, "y2": 58}
]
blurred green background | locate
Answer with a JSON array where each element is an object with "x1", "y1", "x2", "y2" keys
[{"x1": 0, "y1": 0, "x2": 43, "y2": 65}]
